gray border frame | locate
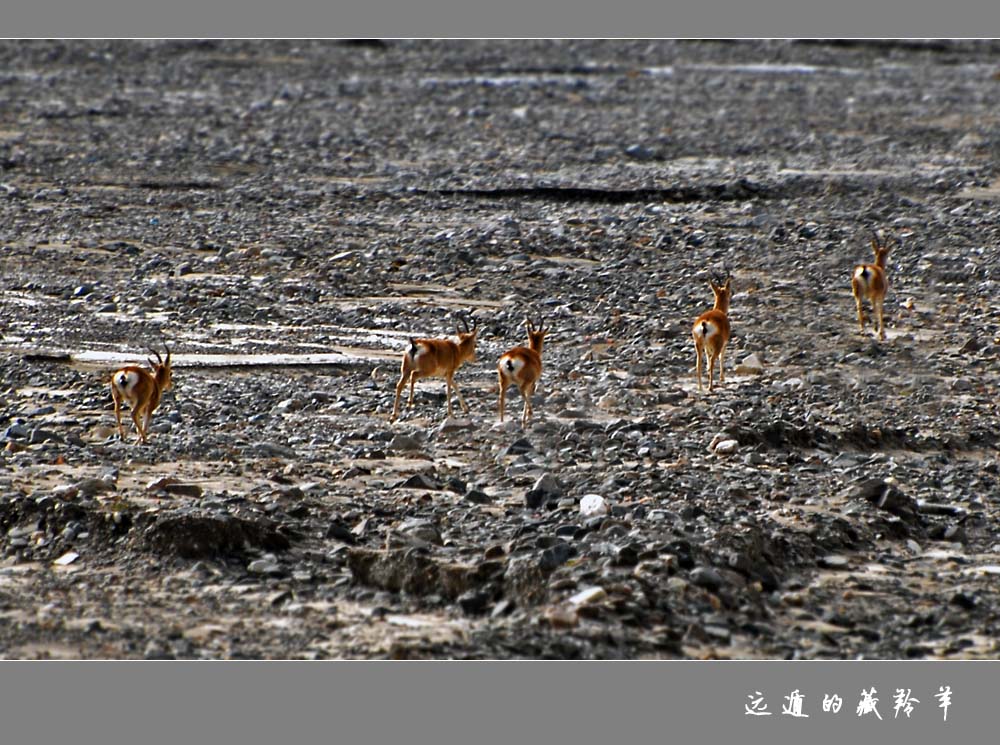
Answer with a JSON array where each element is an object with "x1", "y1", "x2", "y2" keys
[
  {"x1": 3, "y1": 0, "x2": 1000, "y2": 37},
  {"x1": 0, "y1": 661, "x2": 992, "y2": 744}
]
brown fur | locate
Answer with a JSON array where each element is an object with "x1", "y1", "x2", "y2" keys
[
  {"x1": 110, "y1": 347, "x2": 173, "y2": 444},
  {"x1": 390, "y1": 321, "x2": 479, "y2": 422},
  {"x1": 692, "y1": 278, "x2": 732, "y2": 393},
  {"x1": 852, "y1": 235, "x2": 891, "y2": 340},
  {"x1": 498, "y1": 316, "x2": 548, "y2": 425}
]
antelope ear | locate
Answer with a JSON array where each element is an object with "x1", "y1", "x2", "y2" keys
[{"x1": 724, "y1": 277, "x2": 731, "y2": 290}]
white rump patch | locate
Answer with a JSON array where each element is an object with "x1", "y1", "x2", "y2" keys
[
  {"x1": 499, "y1": 354, "x2": 525, "y2": 378},
  {"x1": 693, "y1": 321, "x2": 718, "y2": 341},
  {"x1": 114, "y1": 370, "x2": 140, "y2": 394}
]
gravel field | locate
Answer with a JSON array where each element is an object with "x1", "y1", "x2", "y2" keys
[{"x1": 2, "y1": 39, "x2": 1000, "y2": 658}]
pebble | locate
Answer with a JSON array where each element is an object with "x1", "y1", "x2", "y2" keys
[
  {"x1": 53, "y1": 551, "x2": 80, "y2": 566},
  {"x1": 389, "y1": 434, "x2": 423, "y2": 452},
  {"x1": 819, "y1": 555, "x2": 850, "y2": 569},
  {"x1": 544, "y1": 606, "x2": 579, "y2": 628},
  {"x1": 75, "y1": 478, "x2": 116, "y2": 497},
  {"x1": 465, "y1": 489, "x2": 493, "y2": 504},
  {"x1": 539, "y1": 542, "x2": 575, "y2": 571},
  {"x1": 712, "y1": 439, "x2": 739, "y2": 456},
  {"x1": 690, "y1": 566, "x2": 724, "y2": 592},
  {"x1": 624, "y1": 144, "x2": 657, "y2": 161},
  {"x1": 568, "y1": 586, "x2": 607, "y2": 606},
  {"x1": 579, "y1": 494, "x2": 609, "y2": 517},
  {"x1": 437, "y1": 417, "x2": 473, "y2": 434},
  {"x1": 248, "y1": 557, "x2": 282, "y2": 576},
  {"x1": 734, "y1": 353, "x2": 764, "y2": 375}
]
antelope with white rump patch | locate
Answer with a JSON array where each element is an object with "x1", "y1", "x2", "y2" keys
[
  {"x1": 852, "y1": 230, "x2": 892, "y2": 340},
  {"x1": 692, "y1": 275, "x2": 732, "y2": 393},
  {"x1": 110, "y1": 345, "x2": 173, "y2": 444},
  {"x1": 390, "y1": 315, "x2": 479, "y2": 423},
  {"x1": 498, "y1": 314, "x2": 548, "y2": 426}
]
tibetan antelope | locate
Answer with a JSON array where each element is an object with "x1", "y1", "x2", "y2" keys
[
  {"x1": 498, "y1": 314, "x2": 548, "y2": 426},
  {"x1": 852, "y1": 230, "x2": 892, "y2": 340},
  {"x1": 110, "y1": 345, "x2": 173, "y2": 444},
  {"x1": 390, "y1": 315, "x2": 479, "y2": 423},
  {"x1": 692, "y1": 276, "x2": 732, "y2": 393}
]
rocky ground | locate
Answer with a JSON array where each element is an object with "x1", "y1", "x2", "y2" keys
[{"x1": 2, "y1": 39, "x2": 1000, "y2": 658}]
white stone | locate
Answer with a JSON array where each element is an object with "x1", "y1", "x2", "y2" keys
[
  {"x1": 53, "y1": 551, "x2": 80, "y2": 566},
  {"x1": 772, "y1": 377, "x2": 804, "y2": 391},
  {"x1": 579, "y1": 494, "x2": 609, "y2": 517},
  {"x1": 735, "y1": 353, "x2": 765, "y2": 375},
  {"x1": 568, "y1": 586, "x2": 607, "y2": 606},
  {"x1": 713, "y1": 439, "x2": 739, "y2": 456}
]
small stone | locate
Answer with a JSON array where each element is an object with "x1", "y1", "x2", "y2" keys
[
  {"x1": 275, "y1": 397, "x2": 305, "y2": 411},
  {"x1": 437, "y1": 417, "x2": 473, "y2": 434},
  {"x1": 396, "y1": 473, "x2": 441, "y2": 491},
  {"x1": 704, "y1": 624, "x2": 732, "y2": 643},
  {"x1": 712, "y1": 439, "x2": 739, "y2": 456},
  {"x1": 524, "y1": 473, "x2": 562, "y2": 509},
  {"x1": 734, "y1": 353, "x2": 764, "y2": 375},
  {"x1": 75, "y1": 478, "x2": 116, "y2": 497},
  {"x1": 53, "y1": 551, "x2": 80, "y2": 566},
  {"x1": 269, "y1": 590, "x2": 292, "y2": 607},
  {"x1": 163, "y1": 483, "x2": 204, "y2": 498},
  {"x1": 252, "y1": 442, "x2": 296, "y2": 459},
  {"x1": 950, "y1": 591, "x2": 977, "y2": 610},
  {"x1": 798, "y1": 221, "x2": 820, "y2": 238},
  {"x1": 624, "y1": 144, "x2": 657, "y2": 161},
  {"x1": 28, "y1": 428, "x2": 63, "y2": 444},
  {"x1": 539, "y1": 542, "x2": 575, "y2": 571},
  {"x1": 819, "y1": 555, "x2": 850, "y2": 569},
  {"x1": 491, "y1": 599, "x2": 514, "y2": 618},
  {"x1": 458, "y1": 590, "x2": 492, "y2": 615},
  {"x1": 465, "y1": 489, "x2": 493, "y2": 505},
  {"x1": 399, "y1": 518, "x2": 442, "y2": 546},
  {"x1": 568, "y1": 586, "x2": 607, "y2": 606},
  {"x1": 544, "y1": 606, "x2": 579, "y2": 628},
  {"x1": 532, "y1": 473, "x2": 563, "y2": 499},
  {"x1": 3, "y1": 424, "x2": 30, "y2": 440},
  {"x1": 690, "y1": 566, "x2": 723, "y2": 592},
  {"x1": 389, "y1": 434, "x2": 423, "y2": 452},
  {"x1": 326, "y1": 520, "x2": 357, "y2": 544},
  {"x1": 502, "y1": 438, "x2": 534, "y2": 456},
  {"x1": 248, "y1": 558, "x2": 282, "y2": 576},
  {"x1": 579, "y1": 494, "x2": 609, "y2": 518},
  {"x1": 917, "y1": 500, "x2": 966, "y2": 517}
]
